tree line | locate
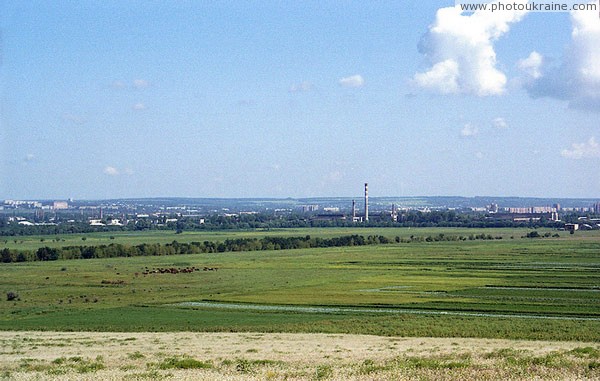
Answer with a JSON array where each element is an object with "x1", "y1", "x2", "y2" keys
[
  {"x1": 1, "y1": 234, "x2": 388, "y2": 263},
  {"x1": 0, "y1": 232, "x2": 523, "y2": 264}
]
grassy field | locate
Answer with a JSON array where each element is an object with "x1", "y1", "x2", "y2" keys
[
  {"x1": 1, "y1": 331, "x2": 599, "y2": 380},
  {"x1": 0, "y1": 227, "x2": 559, "y2": 251},
  {"x1": 1, "y1": 228, "x2": 599, "y2": 341}
]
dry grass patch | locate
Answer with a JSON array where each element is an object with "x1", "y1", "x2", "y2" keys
[{"x1": 0, "y1": 331, "x2": 598, "y2": 380}]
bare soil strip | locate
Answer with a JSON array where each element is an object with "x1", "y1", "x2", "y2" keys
[{"x1": 1, "y1": 331, "x2": 599, "y2": 380}]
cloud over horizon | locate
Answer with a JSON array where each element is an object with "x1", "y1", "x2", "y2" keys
[
  {"x1": 339, "y1": 75, "x2": 365, "y2": 88},
  {"x1": 414, "y1": 3, "x2": 528, "y2": 96},
  {"x1": 133, "y1": 79, "x2": 150, "y2": 89},
  {"x1": 103, "y1": 166, "x2": 134, "y2": 176},
  {"x1": 492, "y1": 117, "x2": 508, "y2": 129},
  {"x1": 111, "y1": 79, "x2": 150, "y2": 90},
  {"x1": 521, "y1": 5, "x2": 600, "y2": 111},
  {"x1": 561, "y1": 137, "x2": 600, "y2": 159},
  {"x1": 103, "y1": 166, "x2": 120, "y2": 176},
  {"x1": 461, "y1": 123, "x2": 479, "y2": 137}
]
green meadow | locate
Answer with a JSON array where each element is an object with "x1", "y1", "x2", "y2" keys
[
  {"x1": 1, "y1": 228, "x2": 599, "y2": 341},
  {"x1": 1, "y1": 227, "x2": 543, "y2": 251}
]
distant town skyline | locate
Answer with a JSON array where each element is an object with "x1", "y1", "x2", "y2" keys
[{"x1": 2, "y1": 1, "x2": 599, "y2": 199}]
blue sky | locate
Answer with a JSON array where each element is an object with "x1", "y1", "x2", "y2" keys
[{"x1": 1, "y1": 1, "x2": 599, "y2": 199}]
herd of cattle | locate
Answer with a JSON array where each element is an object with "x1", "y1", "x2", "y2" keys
[{"x1": 136, "y1": 266, "x2": 219, "y2": 276}]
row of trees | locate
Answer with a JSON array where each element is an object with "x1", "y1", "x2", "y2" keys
[
  {"x1": 0, "y1": 234, "x2": 391, "y2": 263},
  {"x1": 0, "y1": 232, "x2": 520, "y2": 263},
  {"x1": 0, "y1": 231, "x2": 521, "y2": 264}
]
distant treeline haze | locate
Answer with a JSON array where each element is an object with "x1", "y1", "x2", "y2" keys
[{"x1": 0, "y1": 209, "x2": 580, "y2": 237}]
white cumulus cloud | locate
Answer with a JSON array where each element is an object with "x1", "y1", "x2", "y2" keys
[
  {"x1": 461, "y1": 123, "x2": 479, "y2": 137},
  {"x1": 517, "y1": 51, "x2": 543, "y2": 79},
  {"x1": 103, "y1": 166, "x2": 134, "y2": 176},
  {"x1": 133, "y1": 79, "x2": 149, "y2": 89},
  {"x1": 522, "y1": 4, "x2": 600, "y2": 111},
  {"x1": 414, "y1": 59, "x2": 460, "y2": 94},
  {"x1": 414, "y1": 3, "x2": 528, "y2": 96},
  {"x1": 561, "y1": 137, "x2": 600, "y2": 159},
  {"x1": 339, "y1": 75, "x2": 365, "y2": 88},
  {"x1": 103, "y1": 166, "x2": 120, "y2": 176},
  {"x1": 492, "y1": 117, "x2": 508, "y2": 129}
]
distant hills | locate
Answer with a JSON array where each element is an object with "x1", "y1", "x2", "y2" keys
[{"x1": 67, "y1": 196, "x2": 599, "y2": 211}]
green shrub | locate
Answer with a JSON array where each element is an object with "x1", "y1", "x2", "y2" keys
[
  {"x1": 158, "y1": 356, "x2": 211, "y2": 370},
  {"x1": 396, "y1": 356, "x2": 470, "y2": 370},
  {"x1": 76, "y1": 357, "x2": 105, "y2": 373},
  {"x1": 127, "y1": 351, "x2": 145, "y2": 360},
  {"x1": 357, "y1": 359, "x2": 386, "y2": 375},
  {"x1": 235, "y1": 359, "x2": 251, "y2": 373},
  {"x1": 570, "y1": 347, "x2": 600, "y2": 359},
  {"x1": 315, "y1": 364, "x2": 333, "y2": 380}
]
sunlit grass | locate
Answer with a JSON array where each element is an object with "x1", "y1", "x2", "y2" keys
[{"x1": 1, "y1": 228, "x2": 599, "y2": 340}]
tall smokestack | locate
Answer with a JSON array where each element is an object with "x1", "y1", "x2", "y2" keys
[
  {"x1": 364, "y1": 183, "x2": 369, "y2": 222},
  {"x1": 352, "y1": 200, "x2": 356, "y2": 220}
]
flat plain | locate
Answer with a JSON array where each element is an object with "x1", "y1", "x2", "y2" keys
[
  {"x1": 0, "y1": 227, "x2": 551, "y2": 251},
  {"x1": 1, "y1": 228, "x2": 599, "y2": 379}
]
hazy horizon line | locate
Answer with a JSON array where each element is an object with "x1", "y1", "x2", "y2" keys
[{"x1": 4, "y1": 195, "x2": 600, "y2": 202}]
